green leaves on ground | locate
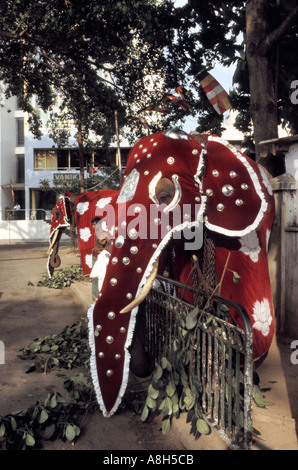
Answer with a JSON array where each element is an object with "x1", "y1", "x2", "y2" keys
[
  {"x1": 0, "y1": 319, "x2": 97, "y2": 450},
  {"x1": 18, "y1": 319, "x2": 90, "y2": 373},
  {"x1": 0, "y1": 373, "x2": 98, "y2": 450},
  {"x1": 31, "y1": 267, "x2": 84, "y2": 289},
  {"x1": 253, "y1": 384, "x2": 274, "y2": 408}
]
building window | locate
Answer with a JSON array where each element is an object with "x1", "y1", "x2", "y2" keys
[
  {"x1": 16, "y1": 118, "x2": 24, "y2": 146},
  {"x1": 17, "y1": 155, "x2": 25, "y2": 183},
  {"x1": 34, "y1": 149, "x2": 57, "y2": 170},
  {"x1": 34, "y1": 149, "x2": 82, "y2": 170}
]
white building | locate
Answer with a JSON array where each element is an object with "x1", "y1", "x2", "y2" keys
[{"x1": 0, "y1": 93, "x2": 130, "y2": 228}]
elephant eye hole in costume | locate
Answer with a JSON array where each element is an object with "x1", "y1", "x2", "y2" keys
[
  {"x1": 48, "y1": 128, "x2": 276, "y2": 419},
  {"x1": 155, "y1": 178, "x2": 175, "y2": 205}
]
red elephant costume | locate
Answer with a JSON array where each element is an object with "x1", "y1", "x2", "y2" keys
[
  {"x1": 84, "y1": 130, "x2": 275, "y2": 417},
  {"x1": 47, "y1": 190, "x2": 119, "y2": 278}
]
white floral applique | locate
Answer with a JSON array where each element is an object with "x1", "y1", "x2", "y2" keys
[
  {"x1": 96, "y1": 197, "x2": 112, "y2": 209},
  {"x1": 239, "y1": 231, "x2": 261, "y2": 262},
  {"x1": 252, "y1": 298, "x2": 272, "y2": 337},
  {"x1": 79, "y1": 227, "x2": 91, "y2": 242},
  {"x1": 76, "y1": 202, "x2": 89, "y2": 215},
  {"x1": 85, "y1": 254, "x2": 93, "y2": 269}
]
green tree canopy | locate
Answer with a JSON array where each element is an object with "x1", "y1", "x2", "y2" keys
[{"x1": 183, "y1": 0, "x2": 298, "y2": 171}]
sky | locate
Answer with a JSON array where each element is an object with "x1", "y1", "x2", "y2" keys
[{"x1": 173, "y1": 0, "x2": 236, "y2": 131}]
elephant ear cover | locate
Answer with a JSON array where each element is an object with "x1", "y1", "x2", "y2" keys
[
  {"x1": 201, "y1": 135, "x2": 269, "y2": 237},
  {"x1": 199, "y1": 135, "x2": 275, "y2": 362}
]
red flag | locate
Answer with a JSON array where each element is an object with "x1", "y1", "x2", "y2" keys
[
  {"x1": 144, "y1": 104, "x2": 171, "y2": 114},
  {"x1": 197, "y1": 70, "x2": 232, "y2": 114},
  {"x1": 163, "y1": 95, "x2": 191, "y2": 111},
  {"x1": 175, "y1": 86, "x2": 189, "y2": 100}
]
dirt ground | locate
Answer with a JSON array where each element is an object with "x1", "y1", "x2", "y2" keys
[{"x1": 0, "y1": 241, "x2": 185, "y2": 451}]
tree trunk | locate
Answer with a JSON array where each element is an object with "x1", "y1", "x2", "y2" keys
[
  {"x1": 246, "y1": 0, "x2": 278, "y2": 173},
  {"x1": 77, "y1": 111, "x2": 85, "y2": 194}
]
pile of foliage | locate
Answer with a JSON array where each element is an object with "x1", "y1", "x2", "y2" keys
[
  {"x1": 0, "y1": 374, "x2": 97, "y2": 450},
  {"x1": 0, "y1": 319, "x2": 98, "y2": 450},
  {"x1": 31, "y1": 267, "x2": 84, "y2": 289},
  {"x1": 18, "y1": 319, "x2": 90, "y2": 374}
]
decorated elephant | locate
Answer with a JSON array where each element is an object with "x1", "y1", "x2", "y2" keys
[
  {"x1": 47, "y1": 189, "x2": 119, "y2": 278},
  {"x1": 48, "y1": 129, "x2": 275, "y2": 419}
]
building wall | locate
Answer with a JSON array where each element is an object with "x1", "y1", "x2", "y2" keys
[{"x1": 0, "y1": 95, "x2": 17, "y2": 214}]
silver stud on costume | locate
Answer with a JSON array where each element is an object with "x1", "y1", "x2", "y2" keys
[
  {"x1": 120, "y1": 327, "x2": 126, "y2": 333},
  {"x1": 115, "y1": 236, "x2": 124, "y2": 248},
  {"x1": 106, "y1": 369, "x2": 114, "y2": 377},
  {"x1": 192, "y1": 149, "x2": 199, "y2": 155},
  {"x1": 129, "y1": 228, "x2": 137, "y2": 238},
  {"x1": 206, "y1": 189, "x2": 213, "y2": 196},
  {"x1": 110, "y1": 278, "x2": 117, "y2": 286},
  {"x1": 126, "y1": 293, "x2": 132, "y2": 299},
  {"x1": 95, "y1": 324, "x2": 102, "y2": 332},
  {"x1": 195, "y1": 196, "x2": 200, "y2": 202},
  {"x1": 230, "y1": 171, "x2": 237, "y2": 178},
  {"x1": 212, "y1": 170, "x2": 219, "y2": 177},
  {"x1": 115, "y1": 354, "x2": 121, "y2": 359},
  {"x1": 217, "y1": 203, "x2": 224, "y2": 212},
  {"x1": 236, "y1": 199, "x2": 244, "y2": 206},
  {"x1": 222, "y1": 184, "x2": 234, "y2": 197},
  {"x1": 241, "y1": 183, "x2": 248, "y2": 190},
  {"x1": 147, "y1": 153, "x2": 152, "y2": 158},
  {"x1": 134, "y1": 206, "x2": 141, "y2": 213},
  {"x1": 98, "y1": 352, "x2": 105, "y2": 358},
  {"x1": 106, "y1": 336, "x2": 114, "y2": 344},
  {"x1": 111, "y1": 257, "x2": 118, "y2": 264},
  {"x1": 144, "y1": 171, "x2": 149, "y2": 175},
  {"x1": 108, "y1": 312, "x2": 115, "y2": 320},
  {"x1": 136, "y1": 267, "x2": 142, "y2": 273},
  {"x1": 152, "y1": 243, "x2": 157, "y2": 248},
  {"x1": 130, "y1": 246, "x2": 138, "y2": 254},
  {"x1": 122, "y1": 257, "x2": 130, "y2": 265},
  {"x1": 167, "y1": 157, "x2": 175, "y2": 164},
  {"x1": 164, "y1": 128, "x2": 190, "y2": 140},
  {"x1": 154, "y1": 218, "x2": 161, "y2": 225}
]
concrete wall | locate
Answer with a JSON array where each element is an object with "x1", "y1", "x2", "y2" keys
[{"x1": 0, "y1": 219, "x2": 67, "y2": 241}]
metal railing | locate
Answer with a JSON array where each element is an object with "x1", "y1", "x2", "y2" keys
[
  {"x1": 3, "y1": 209, "x2": 52, "y2": 221},
  {"x1": 145, "y1": 275, "x2": 253, "y2": 450}
]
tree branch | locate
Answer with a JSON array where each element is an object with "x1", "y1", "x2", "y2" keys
[{"x1": 259, "y1": 5, "x2": 298, "y2": 55}]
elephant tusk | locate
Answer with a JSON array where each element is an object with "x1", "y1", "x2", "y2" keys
[
  {"x1": 48, "y1": 230, "x2": 59, "y2": 254},
  {"x1": 119, "y1": 259, "x2": 159, "y2": 314}
]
